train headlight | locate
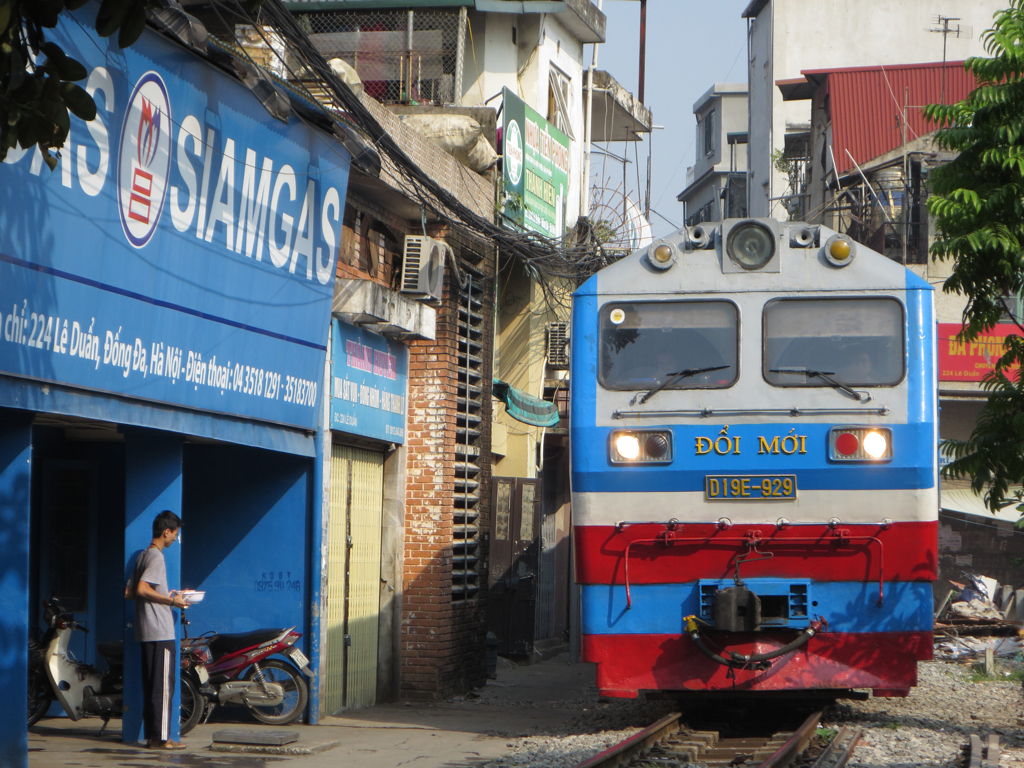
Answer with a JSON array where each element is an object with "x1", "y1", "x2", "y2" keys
[
  {"x1": 610, "y1": 430, "x2": 674, "y2": 464},
  {"x1": 862, "y1": 431, "x2": 888, "y2": 459},
  {"x1": 726, "y1": 221, "x2": 776, "y2": 270},
  {"x1": 829, "y1": 427, "x2": 892, "y2": 462},
  {"x1": 615, "y1": 434, "x2": 641, "y2": 460},
  {"x1": 647, "y1": 240, "x2": 678, "y2": 271},
  {"x1": 824, "y1": 234, "x2": 857, "y2": 267}
]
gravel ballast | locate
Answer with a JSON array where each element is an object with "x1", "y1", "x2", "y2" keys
[
  {"x1": 476, "y1": 659, "x2": 1024, "y2": 768},
  {"x1": 827, "y1": 661, "x2": 1024, "y2": 768}
]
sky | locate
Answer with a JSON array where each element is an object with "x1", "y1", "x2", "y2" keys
[{"x1": 587, "y1": 1, "x2": 750, "y2": 239}]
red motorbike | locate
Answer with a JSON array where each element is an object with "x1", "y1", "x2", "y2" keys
[{"x1": 179, "y1": 610, "x2": 312, "y2": 734}]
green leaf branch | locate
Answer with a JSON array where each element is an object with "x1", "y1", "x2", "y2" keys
[{"x1": 929, "y1": 0, "x2": 1024, "y2": 511}]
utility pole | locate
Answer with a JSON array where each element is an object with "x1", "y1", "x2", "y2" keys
[{"x1": 583, "y1": 0, "x2": 604, "y2": 217}]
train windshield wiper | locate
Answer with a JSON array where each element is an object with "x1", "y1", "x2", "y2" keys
[
  {"x1": 637, "y1": 365, "x2": 729, "y2": 404},
  {"x1": 769, "y1": 367, "x2": 869, "y2": 402}
]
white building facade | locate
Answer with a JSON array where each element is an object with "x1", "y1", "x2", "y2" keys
[
  {"x1": 743, "y1": 0, "x2": 1007, "y2": 218},
  {"x1": 677, "y1": 82, "x2": 748, "y2": 225}
]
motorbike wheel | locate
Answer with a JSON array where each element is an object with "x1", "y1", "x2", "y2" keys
[
  {"x1": 179, "y1": 674, "x2": 205, "y2": 736},
  {"x1": 243, "y1": 658, "x2": 308, "y2": 725},
  {"x1": 27, "y1": 665, "x2": 52, "y2": 727}
]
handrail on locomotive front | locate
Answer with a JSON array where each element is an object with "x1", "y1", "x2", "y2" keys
[
  {"x1": 618, "y1": 525, "x2": 887, "y2": 610},
  {"x1": 612, "y1": 406, "x2": 891, "y2": 419}
]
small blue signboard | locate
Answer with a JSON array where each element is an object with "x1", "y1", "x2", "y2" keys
[
  {"x1": 330, "y1": 320, "x2": 408, "y2": 443},
  {"x1": 0, "y1": 4, "x2": 350, "y2": 432}
]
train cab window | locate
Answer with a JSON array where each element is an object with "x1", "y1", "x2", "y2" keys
[
  {"x1": 763, "y1": 298, "x2": 905, "y2": 387},
  {"x1": 599, "y1": 301, "x2": 738, "y2": 390}
]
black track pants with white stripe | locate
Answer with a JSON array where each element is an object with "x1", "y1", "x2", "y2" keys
[{"x1": 140, "y1": 640, "x2": 176, "y2": 742}]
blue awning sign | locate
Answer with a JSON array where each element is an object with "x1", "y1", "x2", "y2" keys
[
  {"x1": 0, "y1": 5, "x2": 350, "y2": 433},
  {"x1": 330, "y1": 320, "x2": 409, "y2": 443}
]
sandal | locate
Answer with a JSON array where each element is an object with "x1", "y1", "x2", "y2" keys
[{"x1": 147, "y1": 740, "x2": 186, "y2": 750}]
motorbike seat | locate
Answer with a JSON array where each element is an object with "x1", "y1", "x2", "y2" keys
[
  {"x1": 208, "y1": 629, "x2": 285, "y2": 657},
  {"x1": 97, "y1": 641, "x2": 124, "y2": 662}
]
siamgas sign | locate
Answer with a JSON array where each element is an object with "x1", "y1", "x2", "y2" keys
[
  {"x1": 32, "y1": 67, "x2": 342, "y2": 286},
  {"x1": 0, "y1": 10, "x2": 351, "y2": 435}
]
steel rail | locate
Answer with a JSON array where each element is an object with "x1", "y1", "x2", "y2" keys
[
  {"x1": 573, "y1": 712, "x2": 681, "y2": 768},
  {"x1": 755, "y1": 710, "x2": 822, "y2": 768},
  {"x1": 810, "y1": 726, "x2": 862, "y2": 768},
  {"x1": 570, "y1": 709, "x2": 824, "y2": 768}
]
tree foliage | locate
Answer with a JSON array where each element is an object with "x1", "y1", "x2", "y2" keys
[
  {"x1": 927, "y1": 0, "x2": 1024, "y2": 510},
  {"x1": 0, "y1": 0, "x2": 177, "y2": 169}
]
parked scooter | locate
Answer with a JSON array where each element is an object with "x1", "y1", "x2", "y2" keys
[
  {"x1": 28, "y1": 598, "x2": 311, "y2": 735},
  {"x1": 27, "y1": 599, "x2": 124, "y2": 732},
  {"x1": 179, "y1": 610, "x2": 312, "y2": 734}
]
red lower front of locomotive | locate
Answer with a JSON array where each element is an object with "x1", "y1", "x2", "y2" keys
[{"x1": 583, "y1": 630, "x2": 933, "y2": 699}]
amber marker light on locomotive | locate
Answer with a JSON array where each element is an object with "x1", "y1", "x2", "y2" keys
[
  {"x1": 829, "y1": 427, "x2": 892, "y2": 462},
  {"x1": 824, "y1": 233, "x2": 857, "y2": 267},
  {"x1": 648, "y1": 239, "x2": 678, "y2": 271},
  {"x1": 609, "y1": 430, "x2": 674, "y2": 464}
]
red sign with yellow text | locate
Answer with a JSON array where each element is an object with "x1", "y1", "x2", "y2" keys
[{"x1": 938, "y1": 323, "x2": 1018, "y2": 381}]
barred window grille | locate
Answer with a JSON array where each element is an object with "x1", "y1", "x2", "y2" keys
[
  {"x1": 296, "y1": 8, "x2": 465, "y2": 106},
  {"x1": 453, "y1": 265, "x2": 486, "y2": 602},
  {"x1": 685, "y1": 199, "x2": 716, "y2": 227}
]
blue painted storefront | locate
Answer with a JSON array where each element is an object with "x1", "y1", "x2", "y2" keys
[{"x1": 0, "y1": 3, "x2": 351, "y2": 765}]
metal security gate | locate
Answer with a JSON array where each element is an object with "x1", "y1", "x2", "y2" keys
[
  {"x1": 487, "y1": 477, "x2": 540, "y2": 655},
  {"x1": 536, "y1": 510, "x2": 558, "y2": 639},
  {"x1": 323, "y1": 444, "x2": 384, "y2": 714}
]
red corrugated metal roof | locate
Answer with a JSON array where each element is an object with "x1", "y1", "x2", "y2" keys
[{"x1": 802, "y1": 61, "x2": 975, "y2": 175}]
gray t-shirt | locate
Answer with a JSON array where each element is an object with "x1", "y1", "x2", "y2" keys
[{"x1": 129, "y1": 547, "x2": 176, "y2": 642}]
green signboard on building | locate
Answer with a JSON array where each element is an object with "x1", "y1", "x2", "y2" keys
[{"x1": 501, "y1": 87, "x2": 570, "y2": 238}]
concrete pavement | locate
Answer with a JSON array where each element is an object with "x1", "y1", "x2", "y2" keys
[{"x1": 28, "y1": 654, "x2": 602, "y2": 768}]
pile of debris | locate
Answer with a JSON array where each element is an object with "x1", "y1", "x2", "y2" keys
[{"x1": 935, "y1": 574, "x2": 1024, "y2": 660}]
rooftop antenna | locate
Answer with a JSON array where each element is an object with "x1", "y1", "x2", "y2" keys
[{"x1": 927, "y1": 15, "x2": 972, "y2": 104}]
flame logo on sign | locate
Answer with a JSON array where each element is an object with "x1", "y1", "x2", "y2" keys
[
  {"x1": 118, "y1": 72, "x2": 171, "y2": 248},
  {"x1": 136, "y1": 96, "x2": 161, "y2": 168}
]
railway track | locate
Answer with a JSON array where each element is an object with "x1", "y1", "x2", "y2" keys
[{"x1": 573, "y1": 710, "x2": 864, "y2": 768}]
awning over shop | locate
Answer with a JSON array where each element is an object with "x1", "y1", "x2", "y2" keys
[
  {"x1": 941, "y1": 489, "x2": 1021, "y2": 523},
  {"x1": 493, "y1": 379, "x2": 559, "y2": 428}
]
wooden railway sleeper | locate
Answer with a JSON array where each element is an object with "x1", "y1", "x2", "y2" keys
[
  {"x1": 647, "y1": 730, "x2": 720, "y2": 764},
  {"x1": 967, "y1": 733, "x2": 1000, "y2": 768}
]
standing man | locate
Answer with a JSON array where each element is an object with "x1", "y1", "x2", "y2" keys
[{"x1": 125, "y1": 510, "x2": 187, "y2": 750}]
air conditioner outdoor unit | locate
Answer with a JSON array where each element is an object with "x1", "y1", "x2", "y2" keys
[
  {"x1": 546, "y1": 322, "x2": 569, "y2": 368},
  {"x1": 400, "y1": 235, "x2": 447, "y2": 303}
]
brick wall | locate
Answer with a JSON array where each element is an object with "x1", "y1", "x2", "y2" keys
[
  {"x1": 938, "y1": 510, "x2": 1024, "y2": 589},
  {"x1": 401, "y1": 230, "x2": 494, "y2": 699},
  {"x1": 337, "y1": 161, "x2": 495, "y2": 701}
]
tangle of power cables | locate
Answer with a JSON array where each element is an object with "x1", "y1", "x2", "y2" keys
[{"x1": 182, "y1": 0, "x2": 616, "y2": 302}]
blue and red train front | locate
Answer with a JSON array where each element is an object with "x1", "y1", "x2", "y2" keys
[{"x1": 570, "y1": 219, "x2": 937, "y2": 699}]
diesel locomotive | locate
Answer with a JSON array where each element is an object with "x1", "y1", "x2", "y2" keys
[{"x1": 570, "y1": 218, "x2": 937, "y2": 699}]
